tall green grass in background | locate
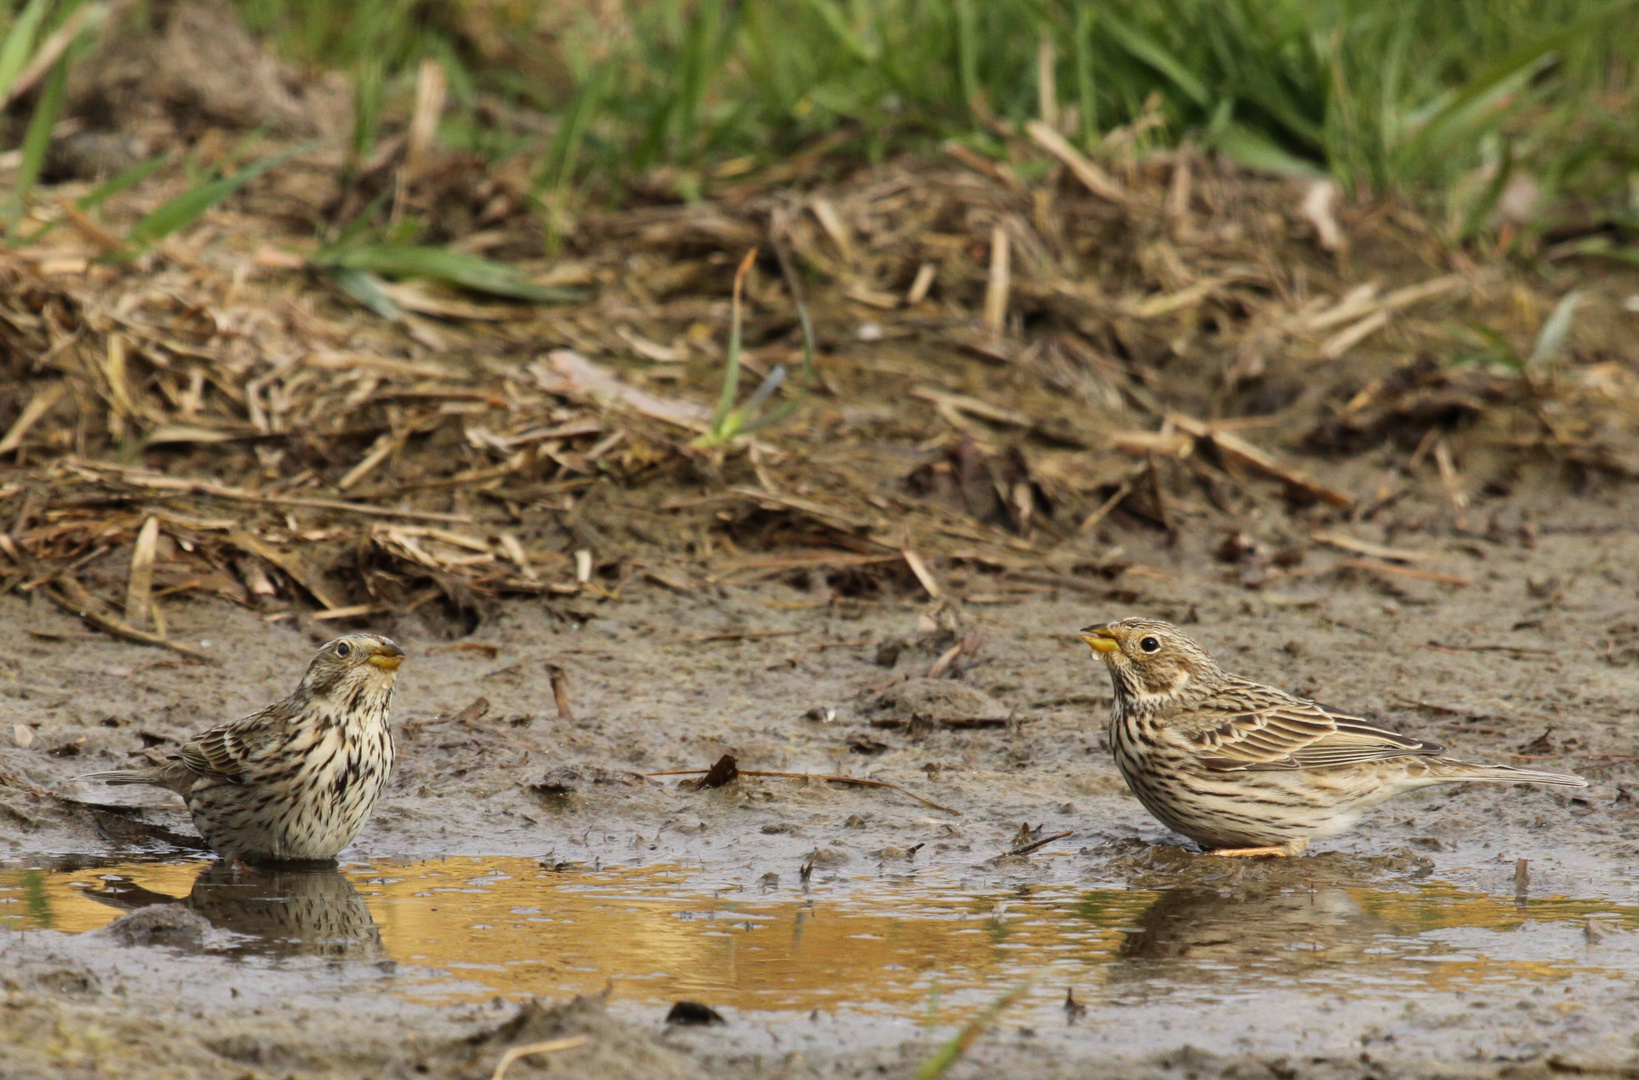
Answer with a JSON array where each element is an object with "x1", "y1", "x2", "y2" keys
[{"x1": 8, "y1": 0, "x2": 1639, "y2": 232}]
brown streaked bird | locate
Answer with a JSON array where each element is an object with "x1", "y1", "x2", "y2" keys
[
  {"x1": 1080, "y1": 618, "x2": 1586, "y2": 857},
  {"x1": 82, "y1": 634, "x2": 404, "y2": 863}
]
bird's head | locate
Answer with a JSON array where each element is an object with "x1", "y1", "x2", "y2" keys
[
  {"x1": 1079, "y1": 618, "x2": 1223, "y2": 708},
  {"x1": 300, "y1": 633, "x2": 405, "y2": 702}
]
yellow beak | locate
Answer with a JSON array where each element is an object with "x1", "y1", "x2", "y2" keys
[
  {"x1": 367, "y1": 642, "x2": 405, "y2": 671},
  {"x1": 1079, "y1": 625, "x2": 1120, "y2": 653}
]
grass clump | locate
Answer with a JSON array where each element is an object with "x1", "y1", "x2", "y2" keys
[
  {"x1": 215, "y1": 0, "x2": 1639, "y2": 228},
  {"x1": 693, "y1": 247, "x2": 815, "y2": 451}
]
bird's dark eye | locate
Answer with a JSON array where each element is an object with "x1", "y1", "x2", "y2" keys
[
  {"x1": 335, "y1": 642, "x2": 352, "y2": 658},
  {"x1": 1139, "y1": 636, "x2": 1161, "y2": 653}
]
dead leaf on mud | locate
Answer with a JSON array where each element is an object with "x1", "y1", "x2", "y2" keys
[
  {"x1": 1517, "y1": 727, "x2": 1557, "y2": 755},
  {"x1": 681, "y1": 753, "x2": 739, "y2": 790}
]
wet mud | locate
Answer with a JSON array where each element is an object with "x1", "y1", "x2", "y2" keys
[{"x1": 4, "y1": 486, "x2": 1639, "y2": 1079}]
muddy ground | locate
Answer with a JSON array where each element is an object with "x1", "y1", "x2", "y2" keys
[{"x1": 2, "y1": 476, "x2": 1638, "y2": 1079}]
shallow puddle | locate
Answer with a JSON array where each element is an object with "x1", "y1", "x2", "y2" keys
[{"x1": 3, "y1": 856, "x2": 1635, "y2": 1025}]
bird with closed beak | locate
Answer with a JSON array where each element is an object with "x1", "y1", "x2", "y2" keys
[
  {"x1": 82, "y1": 633, "x2": 405, "y2": 863},
  {"x1": 1081, "y1": 617, "x2": 1586, "y2": 856}
]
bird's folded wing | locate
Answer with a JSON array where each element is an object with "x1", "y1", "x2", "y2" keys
[
  {"x1": 1191, "y1": 693, "x2": 1442, "y2": 772},
  {"x1": 177, "y1": 704, "x2": 290, "y2": 782}
]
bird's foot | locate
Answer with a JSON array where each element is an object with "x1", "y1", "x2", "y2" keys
[{"x1": 1206, "y1": 846, "x2": 1290, "y2": 858}]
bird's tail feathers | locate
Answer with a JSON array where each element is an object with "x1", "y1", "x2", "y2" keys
[
  {"x1": 77, "y1": 769, "x2": 162, "y2": 787},
  {"x1": 1432, "y1": 759, "x2": 1587, "y2": 788}
]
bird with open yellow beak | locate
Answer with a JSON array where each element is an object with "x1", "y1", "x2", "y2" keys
[{"x1": 1080, "y1": 617, "x2": 1585, "y2": 856}]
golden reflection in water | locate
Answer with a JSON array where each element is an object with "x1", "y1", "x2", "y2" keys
[{"x1": 0, "y1": 858, "x2": 1634, "y2": 1015}]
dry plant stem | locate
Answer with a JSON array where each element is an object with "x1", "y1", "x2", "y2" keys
[
  {"x1": 984, "y1": 225, "x2": 1010, "y2": 333},
  {"x1": 73, "y1": 462, "x2": 475, "y2": 524},
  {"x1": 1340, "y1": 558, "x2": 1472, "y2": 587},
  {"x1": 47, "y1": 574, "x2": 212, "y2": 661},
  {"x1": 1023, "y1": 120, "x2": 1126, "y2": 202},
  {"x1": 1169, "y1": 414, "x2": 1353, "y2": 507},
  {"x1": 647, "y1": 768, "x2": 961, "y2": 816},
  {"x1": 692, "y1": 629, "x2": 803, "y2": 642},
  {"x1": 124, "y1": 515, "x2": 159, "y2": 627},
  {"x1": 227, "y1": 530, "x2": 344, "y2": 611},
  {"x1": 1434, "y1": 438, "x2": 1469, "y2": 523},
  {"x1": 906, "y1": 263, "x2": 936, "y2": 304},
  {"x1": 1425, "y1": 640, "x2": 1553, "y2": 655},
  {"x1": 312, "y1": 603, "x2": 388, "y2": 621},
  {"x1": 0, "y1": 384, "x2": 68, "y2": 455},
  {"x1": 1008, "y1": 829, "x2": 1072, "y2": 856},
  {"x1": 1078, "y1": 479, "x2": 1133, "y2": 533},
  {"x1": 926, "y1": 642, "x2": 963, "y2": 678},
  {"x1": 1310, "y1": 530, "x2": 1432, "y2": 562},
  {"x1": 490, "y1": 1036, "x2": 590, "y2": 1080},
  {"x1": 902, "y1": 548, "x2": 942, "y2": 599},
  {"x1": 403, "y1": 58, "x2": 448, "y2": 182},
  {"x1": 337, "y1": 431, "x2": 403, "y2": 491},
  {"x1": 547, "y1": 665, "x2": 574, "y2": 721}
]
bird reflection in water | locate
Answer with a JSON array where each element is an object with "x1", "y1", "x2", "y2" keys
[
  {"x1": 1114, "y1": 884, "x2": 1386, "y2": 985},
  {"x1": 84, "y1": 861, "x2": 387, "y2": 962}
]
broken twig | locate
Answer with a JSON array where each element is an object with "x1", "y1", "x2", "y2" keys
[{"x1": 47, "y1": 575, "x2": 212, "y2": 661}]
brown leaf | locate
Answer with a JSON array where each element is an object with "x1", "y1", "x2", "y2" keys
[{"x1": 698, "y1": 753, "x2": 739, "y2": 789}]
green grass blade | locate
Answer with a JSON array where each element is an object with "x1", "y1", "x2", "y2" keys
[
  {"x1": 1568, "y1": 239, "x2": 1639, "y2": 268},
  {"x1": 326, "y1": 266, "x2": 403, "y2": 321},
  {"x1": 313, "y1": 243, "x2": 581, "y2": 302},
  {"x1": 674, "y1": 0, "x2": 725, "y2": 163},
  {"x1": 16, "y1": 150, "x2": 170, "y2": 246},
  {"x1": 80, "y1": 151, "x2": 170, "y2": 210},
  {"x1": 327, "y1": 186, "x2": 394, "y2": 250},
  {"x1": 915, "y1": 973, "x2": 1039, "y2": 1080},
  {"x1": 699, "y1": 249, "x2": 817, "y2": 446},
  {"x1": 953, "y1": 0, "x2": 980, "y2": 119},
  {"x1": 6, "y1": 53, "x2": 68, "y2": 235},
  {"x1": 536, "y1": 63, "x2": 613, "y2": 197},
  {"x1": 1212, "y1": 117, "x2": 1324, "y2": 178},
  {"x1": 1100, "y1": 10, "x2": 1209, "y2": 108},
  {"x1": 124, "y1": 141, "x2": 314, "y2": 252},
  {"x1": 700, "y1": 249, "x2": 757, "y2": 446},
  {"x1": 0, "y1": 0, "x2": 51, "y2": 103},
  {"x1": 1460, "y1": 322, "x2": 1524, "y2": 371},
  {"x1": 351, "y1": 52, "x2": 385, "y2": 166},
  {"x1": 798, "y1": 0, "x2": 877, "y2": 62},
  {"x1": 736, "y1": 293, "x2": 814, "y2": 437},
  {"x1": 1398, "y1": 0, "x2": 1639, "y2": 166},
  {"x1": 1072, "y1": 2, "x2": 1097, "y2": 149}
]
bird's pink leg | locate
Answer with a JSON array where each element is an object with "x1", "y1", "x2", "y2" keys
[{"x1": 1206, "y1": 846, "x2": 1290, "y2": 858}]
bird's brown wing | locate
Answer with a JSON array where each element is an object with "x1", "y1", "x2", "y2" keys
[
  {"x1": 176, "y1": 701, "x2": 296, "y2": 783},
  {"x1": 1190, "y1": 680, "x2": 1441, "y2": 772}
]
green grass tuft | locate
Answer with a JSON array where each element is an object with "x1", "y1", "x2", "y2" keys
[
  {"x1": 214, "y1": 0, "x2": 1639, "y2": 230},
  {"x1": 693, "y1": 247, "x2": 815, "y2": 451}
]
